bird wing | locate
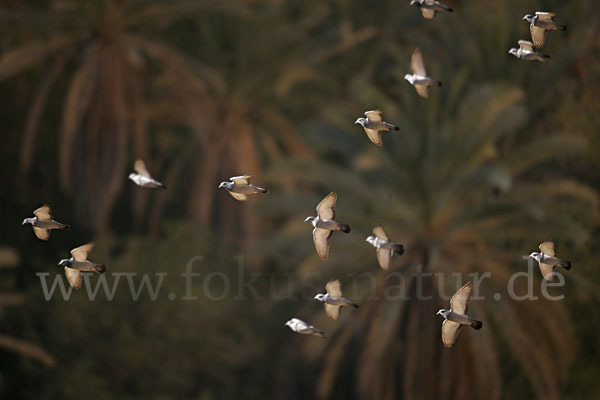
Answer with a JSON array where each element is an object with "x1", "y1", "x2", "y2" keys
[
  {"x1": 450, "y1": 281, "x2": 472, "y2": 315},
  {"x1": 134, "y1": 159, "x2": 151, "y2": 178},
  {"x1": 313, "y1": 228, "x2": 332, "y2": 261},
  {"x1": 326, "y1": 279, "x2": 343, "y2": 297},
  {"x1": 518, "y1": 40, "x2": 535, "y2": 52},
  {"x1": 71, "y1": 243, "x2": 95, "y2": 262},
  {"x1": 364, "y1": 110, "x2": 383, "y2": 122},
  {"x1": 535, "y1": 12, "x2": 556, "y2": 21},
  {"x1": 64, "y1": 267, "x2": 82, "y2": 289},
  {"x1": 421, "y1": 8, "x2": 436, "y2": 19},
  {"x1": 33, "y1": 227, "x2": 50, "y2": 241},
  {"x1": 316, "y1": 192, "x2": 337, "y2": 220},
  {"x1": 411, "y1": 48, "x2": 427, "y2": 76},
  {"x1": 539, "y1": 241, "x2": 555, "y2": 257},
  {"x1": 414, "y1": 84, "x2": 430, "y2": 99},
  {"x1": 228, "y1": 192, "x2": 248, "y2": 201},
  {"x1": 530, "y1": 25, "x2": 547, "y2": 48},
  {"x1": 33, "y1": 204, "x2": 52, "y2": 221},
  {"x1": 373, "y1": 226, "x2": 390, "y2": 241},
  {"x1": 364, "y1": 128, "x2": 383, "y2": 147},
  {"x1": 539, "y1": 262, "x2": 556, "y2": 282},
  {"x1": 230, "y1": 175, "x2": 251, "y2": 185},
  {"x1": 325, "y1": 304, "x2": 340, "y2": 321},
  {"x1": 376, "y1": 248, "x2": 393, "y2": 270},
  {"x1": 441, "y1": 320, "x2": 462, "y2": 348}
]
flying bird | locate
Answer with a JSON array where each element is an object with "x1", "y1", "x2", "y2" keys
[
  {"x1": 528, "y1": 241, "x2": 571, "y2": 282},
  {"x1": 305, "y1": 192, "x2": 351, "y2": 260},
  {"x1": 285, "y1": 318, "x2": 326, "y2": 338},
  {"x1": 404, "y1": 48, "x2": 442, "y2": 99},
  {"x1": 58, "y1": 243, "x2": 107, "y2": 289},
  {"x1": 523, "y1": 12, "x2": 566, "y2": 49},
  {"x1": 437, "y1": 281, "x2": 483, "y2": 348},
  {"x1": 128, "y1": 159, "x2": 166, "y2": 189},
  {"x1": 355, "y1": 110, "x2": 400, "y2": 147},
  {"x1": 508, "y1": 40, "x2": 550, "y2": 62},
  {"x1": 218, "y1": 175, "x2": 269, "y2": 201},
  {"x1": 22, "y1": 204, "x2": 69, "y2": 241},
  {"x1": 314, "y1": 279, "x2": 359, "y2": 320},
  {"x1": 409, "y1": 0, "x2": 453, "y2": 19},
  {"x1": 366, "y1": 226, "x2": 404, "y2": 270}
]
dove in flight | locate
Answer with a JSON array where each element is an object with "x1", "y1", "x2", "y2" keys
[
  {"x1": 366, "y1": 226, "x2": 404, "y2": 270},
  {"x1": 58, "y1": 243, "x2": 107, "y2": 289},
  {"x1": 437, "y1": 281, "x2": 483, "y2": 348},
  {"x1": 314, "y1": 279, "x2": 359, "y2": 320},
  {"x1": 22, "y1": 204, "x2": 69, "y2": 241},
  {"x1": 218, "y1": 175, "x2": 269, "y2": 201},
  {"x1": 305, "y1": 192, "x2": 351, "y2": 260},
  {"x1": 404, "y1": 48, "x2": 442, "y2": 99},
  {"x1": 409, "y1": 0, "x2": 453, "y2": 19},
  {"x1": 523, "y1": 12, "x2": 566, "y2": 49},
  {"x1": 528, "y1": 241, "x2": 571, "y2": 282},
  {"x1": 128, "y1": 159, "x2": 166, "y2": 189},
  {"x1": 355, "y1": 110, "x2": 400, "y2": 147},
  {"x1": 508, "y1": 40, "x2": 550, "y2": 62},
  {"x1": 285, "y1": 318, "x2": 326, "y2": 338}
]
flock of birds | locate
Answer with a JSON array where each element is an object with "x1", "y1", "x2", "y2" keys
[{"x1": 20, "y1": 2, "x2": 572, "y2": 348}]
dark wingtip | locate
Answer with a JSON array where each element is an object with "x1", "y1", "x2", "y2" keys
[
  {"x1": 394, "y1": 244, "x2": 405, "y2": 255},
  {"x1": 471, "y1": 320, "x2": 483, "y2": 330}
]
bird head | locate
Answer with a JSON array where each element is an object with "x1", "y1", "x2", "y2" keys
[
  {"x1": 355, "y1": 117, "x2": 366, "y2": 126},
  {"x1": 218, "y1": 181, "x2": 233, "y2": 190},
  {"x1": 58, "y1": 258, "x2": 72, "y2": 268},
  {"x1": 22, "y1": 217, "x2": 34, "y2": 226},
  {"x1": 314, "y1": 293, "x2": 326, "y2": 302},
  {"x1": 284, "y1": 319, "x2": 295, "y2": 328},
  {"x1": 436, "y1": 309, "x2": 449, "y2": 318},
  {"x1": 528, "y1": 252, "x2": 541, "y2": 262},
  {"x1": 523, "y1": 14, "x2": 534, "y2": 22},
  {"x1": 128, "y1": 173, "x2": 136, "y2": 181},
  {"x1": 304, "y1": 216, "x2": 315, "y2": 223},
  {"x1": 404, "y1": 74, "x2": 413, "y2": 83},
  {"x1": 508, "y1": 48, "x2": 518, "y2": 57},
  {"x1": 365, "y1": 236, "x2": 376, "y2": 246},
  {"x1": 409, "y1": 0, "x2": 421, "y2": 6}
]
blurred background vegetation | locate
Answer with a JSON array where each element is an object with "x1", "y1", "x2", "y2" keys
[{"x1": 0, "y1": 0, "x2": 599, "y2": 399}]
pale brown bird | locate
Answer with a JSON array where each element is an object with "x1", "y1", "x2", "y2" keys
[
  {"x1": 304, "y1": 193, "x2": 351, "y2": 260},
  {"x1": 365, "y1": 226, "x2": 404, "y2": 270},
  {"x1": 128, "y1": 159, "x2": 166, "y2": 189},
  {"x1": 285, "y1": 318, "x2": 326, "y2": 338},
  {"x1": 58, "y1": 243, "x2": 107, "y2": 289},
  {"x1": 528, "y1": 241, "x2": 571, "y2": 282},
  {"x1": 314, "y1": 279, "x2": 359, "y2": 320},
  {"x1": 218, "y1": 175, "x2": 269, "y2": 201},
  {"x1": 437, "y1": 282, "x2": 483, "y2": 348},
  {"x1": 22, "y1": 204, "x2": 69, "y2": 241}
]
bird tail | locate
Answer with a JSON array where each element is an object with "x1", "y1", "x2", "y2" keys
[
  {"x1": 384, "y1": 122, "x2": 400, "y2": 131},
  {"x1": 349, "y1": 301, "x2": 359, "y2": 308},
  {"x1": 251, "y1": 185, "x2": 269, "y2": 194},
  {"x1": 560, "y1": 260, "x2": 572, "y2": 271},
  {"x1": 447, "y1": 7, "x2": 453, "y2": 12},
  {"x1": 339, "y1": 224, "x2": 351, "y2": 233},
  {"x1": 393, "y1": 244, "x2": 405, "y2": 256},
  {"x1": 470, "y1": 320, "x2": 483, "y2": 330},
  {"x1": 95, "y1": 265, "x2": 107, "y2": 274},
  {"x1": 160, "y1": 183, "x2": 167, "y2": 189},
  {"x1": 541, "y1": 54, "x2": 551, "y2": 62},
  {"x1": 557, "y1": 24, "x2": 567, "y2": 31},
  {"x1": 434, "y1": 80, "x2": 443, "y2": 87},
  {"x1": 60, "y1": 224, "x2": 70, "y2": 230}
]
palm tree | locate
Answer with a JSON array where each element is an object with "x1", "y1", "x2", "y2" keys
[{"x1": 261, "y1": 72, "x2": 597, "y2": 399}]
